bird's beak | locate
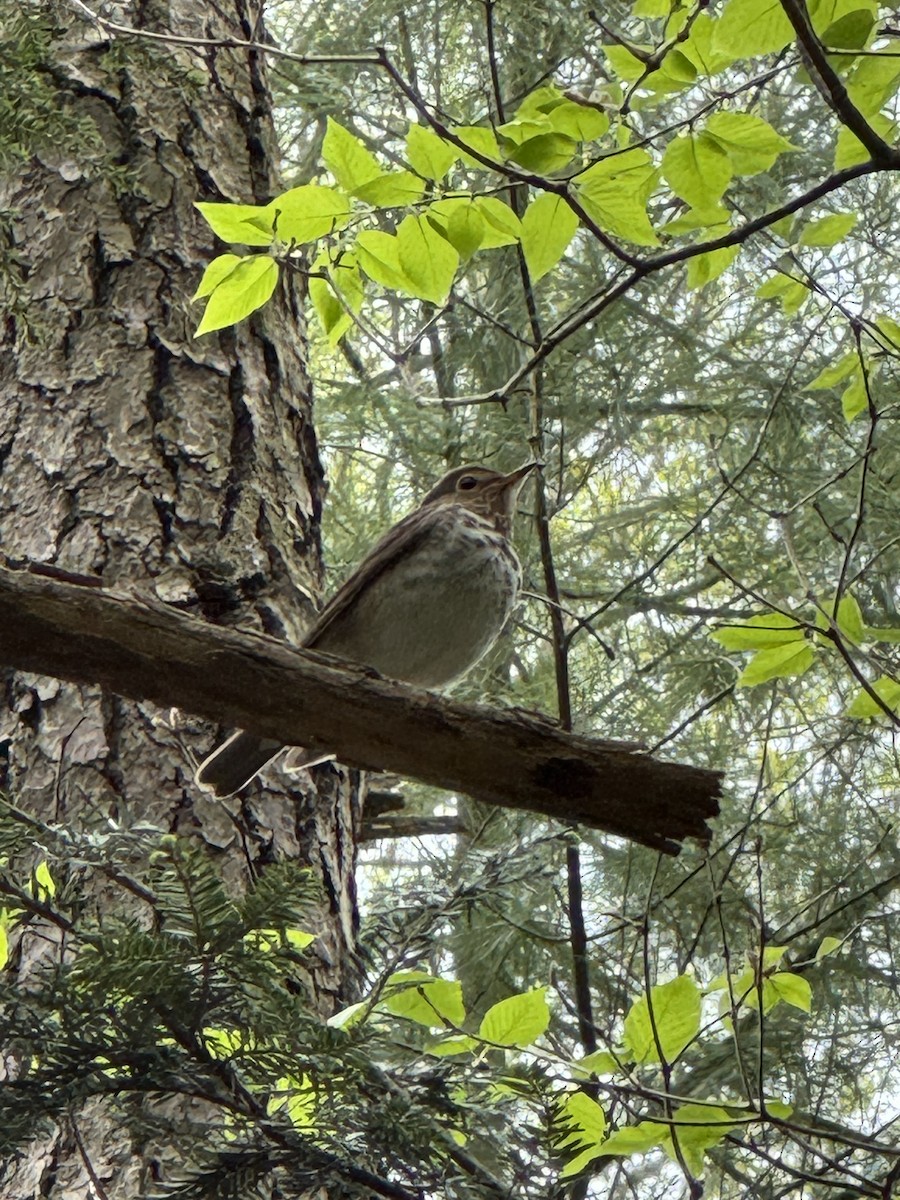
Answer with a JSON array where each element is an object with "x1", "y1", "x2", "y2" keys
[{"x1": 498, "y1": 461, "x2": 541, "y2": 494}]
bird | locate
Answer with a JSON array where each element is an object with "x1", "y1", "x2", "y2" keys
[{"x1": 195, "y1": 462, "x2": 538, "y2": 797}]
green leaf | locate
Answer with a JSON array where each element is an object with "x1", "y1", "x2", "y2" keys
[
  {"x1": 425, "y1": 1034, "x2": 478, "y2": 1056},
  {"x1": 840, "y1": 370, "x2": 868, "y2": 421},
  {"x1": 452, "y1": 125, "x2": 502, "y2": 166},
  {"x1": 664, "y1": 204, "x2": 731, "y2": 234},
  {"x1": 560, "y1": 1145, "x2": 605, "y2": 1178},
  {"x1": 834, "y1": 594, "x2": 865, "y2": 643},
  {"x1": 33, "y1": 860, "x2": 56, "y2": 899},
  {"x1": 521, "y1": 193, "x2": 579, "y2": 281},
  {"x1": 406, "y1": 124, "x2": 457, "y2": 180},
  {"x1": 798, "y1": 212, "x2": 857, "y2": 246},
  {"x1": 713, "y1": 0, "x2": 794, "y2": 57},
  {"x1": 834, "y1": 112, "x2": 896, "y2": 168},
  {"x1": 815, "y1": 935, "x2": 843, "y2": 960},
  {"x1": 575, "y1": 148, "x2": 660, "y2": 246},
  {"x1": 862, "y1": 622, "x2": 900, "y2": 643},
  {"x1": 508, "y1": 132, "x2": 578, "y2": 173},
  {"x1": 396, "y1": 214, "x2": 459, "y2": 304},
  {"x1": 195, "y1": 255, "x2": 278, "y2": 336},
  {"x1": 662, "y1": 132, "x2": 733, "y2": 208},
  {"x1": 426, "y1": 196, "x2": 514, "y2": 250},
  {"x1": 543, "y1": 98, "x2": 609, "y2": 142},
  {"x1": 557, "y1": 1091, "x2": 607, "y2": 1149},
  {"x1": 756, "y1": 271, "x2": 808, "y2": 315},
  {"x1": 634, "y1": 0, "x2": 671, "y2": 14},
  {"x1": 806, "y1": 351, "x2": 858, "y2": 389},
  {"x1": 705, "y1": 111, "x2": 796, "y2": 175},
  {"x1": 0, "y1": 923, "x2": 7, "y2": 971},
  {"x1": 769, "y1": 971, "x2": 812, "y2": 1013},
  {"x1": 445, "y1": 204, "x2": 485, "y2": 258},
  {"x1": 309, "y1": 254, "x2": 363, "y2": 345},
  {"x1": 193, "y1": 254, "x2": 243, "y2": 300},
  {"x1": 382, "y1": 976, "x2": 466, "y2": 1028},
  {"x1": 353, "y1": 171, "x2": 427, "y2": 208},
  {"x1": 327, "y1": 1001, "x2": 368, "y2": 1029},
  {"x1": 660, "y1": 1105, "x2": 736, "y2": 1176},
  {"x1": 605, "y1": 43, "x2": 649, "y2": 84},
  {"x1": 765, "y1": 1099, "x2": 794, "y2": 1119},
  {"x1": 605, "y1": 44, "x2": 694, "y2": 95},
  {"x1": 596, "y1": 1122, "x2": 664, "y2": 1158},
  {"x1": 475, "y1": 197, "x2": 523, "y2": 246},
  {"x1": 680, "y1": 13, "x2": 738, "y2": 75},
  {"x1": 846, "y1": 675, "x2": 900, "y2": 718},
  {"x1": 873, "y1": 314, "x2": 900, "y2": 352},
  {"x1": 711, "y1": 612, "x2": 806, "y2": 650},
  {"x1": 194, "y1": 201, "x2": 274, "y2": 246},
  {"x1": 574, "y1": 1049, "x2": 620, "y2": 1076},
  {"x1": 355, "y1": 230, "x2": 413, "y2": 292},
  {"x1": 268, "y1": 1074, "x2": 316, "y2": 1130},
  {"x1": 844, "y1": 44, "x2": 900, "y2": 117},
  {"x1": 687, "y1": 243, "x2": 740, "y2": 290},
  {"x1": 479, "y1": 987, "x2": 550, "y2": 1046},
  {"x1": 737, "y1": 641, "x2": 815, "y2": 686},
  {"x1": 623, "y1": 975, "x2": 701, "y2": 1064},
  {"x1": 322, "y1": 117, "x2": 381, "y2": 193},
  {"x1": 266, "y1": 184, "x2": 350, "y2": 244},
  {"x1": 819, "y1": 8, "x2": 875, "y2": 47}
]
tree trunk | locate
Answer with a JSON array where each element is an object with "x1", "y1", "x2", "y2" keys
[{"x1": 0, "y1": 3, "x2": 358, "y2": 1194}]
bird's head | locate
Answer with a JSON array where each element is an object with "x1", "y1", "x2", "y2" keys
[{"x1": 421, "y1": 462, "x2": 539, "y2": 536}]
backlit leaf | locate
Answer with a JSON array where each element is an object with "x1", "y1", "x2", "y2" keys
[
  {"x1": 195, "y1": 255, "x2": 278, "y2": 335},
  {"x1": 322, "y1": 118, "x2": 381, "y2": 193},
  {"x1": 446, "y1": 204, "x2": 485, "y2": 258},
  {"x1": 195, "y1": 201, "x2": 273, "y2": 246},
  {"x1": 834, "y1": 112, "x2": 895, "y2": 168},
  {"x1": 711, "y1": 612, "x2": 806, "y2": 650},
  {"x1": 355, "y1": 230, "x2": 412, "y2": 292},
  {"x1": 406, "y1": 124, "x2": 457, "y2": 180},
  {"x1": 846, "y1": 675, "x2": 900, "y2": 718},
  {"x1": 193, "y1": 254, "x2": 242, "y2": 300},
  {"x1": 396, "y1": 214, "x2": 459, "y2": 303},
  {"x1": 662, "y1": 132, "x2": 733, "y2": 208},
  {"x1": 768, "y1": 972, "x2": 812, "y2": 1013},
  {"x1": 382, "y1": 975, "x2": 466, "y2": 1028},
  {"x1": 798, "y1": 212, "x2": 857, "y2": 246},
  {"x1": 521, "y1": 193, "x2": 579, "y2": 281},
  {"x1": 687, "y1": 243, "x2": 739, "y2": 289},
  {"x1": 806, "y1": 351, "x2": 858, "y2": 389},
  {"x1": 705, "y1": 111, "x2": 795, "y2": 175},
  {"x1": 266, "y1": 184, "x2": 350, "y2": 244},
  {"x1": 840, "y1": 370, "x2": 868, "y2": 421},
  {"x1": 713, "y1": 0, "x2": 794, "y2": 57},
  {"x1": 353, "y1": 171, "x2": 426, "y2": 207},
  {"x1": 623, "y1": 975, "x2": 701, "y2": 1063},
  {"x1": 479, "y1": 987, "x2": 550, "y2": 1046},
  {"x1": 737, "y1": 641, "x2": 815, "y2": 686},
  {"x1": 575, "y1": 148, "x2": 660, "y2": 245}
]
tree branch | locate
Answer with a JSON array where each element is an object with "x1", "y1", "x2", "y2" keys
[{"x1": 0, "y1": 564, "x2": 720, "y2": 854}]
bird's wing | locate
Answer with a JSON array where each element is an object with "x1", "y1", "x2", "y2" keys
[{"x1": 304, "y1": 503, "x2": 443, "y2": 648}]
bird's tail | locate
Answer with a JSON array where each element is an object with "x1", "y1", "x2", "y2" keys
[{"x1": 195, "y1": 731, "x2": 284, "y2": 797}]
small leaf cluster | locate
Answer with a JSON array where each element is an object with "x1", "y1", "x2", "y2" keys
[{"x1": 711, "y1": 595, "x2": 900, "y2": 716}]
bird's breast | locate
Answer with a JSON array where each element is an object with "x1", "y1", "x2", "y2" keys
[{"x1": 316, "y1": 509, "x2": 521, "y2": 689}]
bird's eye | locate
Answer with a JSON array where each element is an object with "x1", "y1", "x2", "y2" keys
[{"x1": 458, "y1": 475, "x2": 478, "y2": 490}]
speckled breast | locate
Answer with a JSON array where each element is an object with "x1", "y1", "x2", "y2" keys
[{"x1": 315, "y1": 506, "x2": 521, "y2": 689}]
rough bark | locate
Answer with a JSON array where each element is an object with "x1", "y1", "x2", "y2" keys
[
  {"x1": 0, "y1": 2, "x2": 358, "y2": 1195},
  {"x1": 0, "y1": 563, "x2": 722, "y2": 852}
]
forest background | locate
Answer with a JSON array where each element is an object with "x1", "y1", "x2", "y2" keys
[{"x1": 0, "y1": 0, "x2": 898, "y2": 1197}]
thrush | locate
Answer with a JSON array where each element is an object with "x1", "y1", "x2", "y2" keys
[{"x1": 195, "y1": 462, "x2": 537, "y2": 796}]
